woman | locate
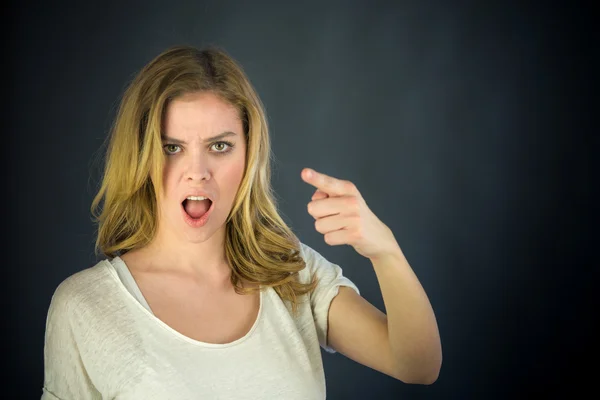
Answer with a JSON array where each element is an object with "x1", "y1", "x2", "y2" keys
[{"x1": 42, "y1": 45, "x2": 442, "y2": 399}]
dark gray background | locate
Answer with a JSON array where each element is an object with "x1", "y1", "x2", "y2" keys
[{"x1": 6, "y1": 0, "x2": 596, "y2": 398}]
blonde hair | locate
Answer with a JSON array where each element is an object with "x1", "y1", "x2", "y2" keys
[{"x1": 91, "y1": 45, "x2": 317, "y2": 316}]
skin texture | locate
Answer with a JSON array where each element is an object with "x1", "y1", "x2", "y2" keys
[
  {"x1": 300, "y1": 168, "x2": 442, "y2": 383},
  {"x1": 128, "y1": 91, "x2": 247, "y2": 285}
]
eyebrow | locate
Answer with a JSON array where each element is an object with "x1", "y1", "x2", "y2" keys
[{"x1": 161, "y1": 131, "x2": 237, "y2": 144}]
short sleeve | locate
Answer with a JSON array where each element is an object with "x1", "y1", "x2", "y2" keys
[
  {"x1": 299, "y1": 242, "x2": 360, "y2": 354},
  {"x1": 41, "y1": 280, "x2": 102, "y2": 399}
]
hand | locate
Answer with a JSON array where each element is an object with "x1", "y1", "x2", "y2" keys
[{"x1": 301, "y1": 168, "x2": 399, "y2": 260}]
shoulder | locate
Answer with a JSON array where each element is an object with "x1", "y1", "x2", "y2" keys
[
  {"x1": 297, "y1": 241, "x2": 338, "y2": 284},
  {"x1": 298, "y1": 241, "x2": 335, "y2": 272},
  {"x1": 298, "y1": 241, "x2": 323, "y2": 265},
  {"x1": 47, "y1": 259, "x2": 118, "y2": 318},
  {"x1": 297, "y1": 241, "x2": 358, "y2": 292},
  {"x1": 52, "y1": 259, "x2": 115, "y2": 301}
]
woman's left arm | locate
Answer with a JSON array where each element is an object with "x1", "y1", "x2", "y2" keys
[
  {"x1": 302, "y1": 168, "x2": 442, "y2": 384},
  {"x1": 368, "y1": 244, "x2": 442, "y2": 384}
]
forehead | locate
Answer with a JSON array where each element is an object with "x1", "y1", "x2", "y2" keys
[{"x1": 164, "y1": 92, "x2": 241, "y2": 133}]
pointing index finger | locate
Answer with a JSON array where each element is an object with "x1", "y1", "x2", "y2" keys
[{"x1": 302, "y1": 168, "x2": 346, "y2": 196}]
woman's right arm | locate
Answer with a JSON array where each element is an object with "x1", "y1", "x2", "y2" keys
[{"x1": 41, "y1": 282, "x2": 102, "y2": 400}]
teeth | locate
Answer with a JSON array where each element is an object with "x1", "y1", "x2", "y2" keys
[{"x1": 186, "y1": 196, "x2": 208, "y2": 201}]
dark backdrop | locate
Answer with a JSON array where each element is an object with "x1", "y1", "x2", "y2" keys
[{"x1": 6, "y1": 0, "x2": 597, "y2": 399}]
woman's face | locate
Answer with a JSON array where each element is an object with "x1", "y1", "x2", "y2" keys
[{"x1": 153, "y1": 91, "x2": 247, "y2": 245}]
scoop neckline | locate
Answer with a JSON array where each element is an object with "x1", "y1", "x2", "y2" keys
[{"x1": 103, "y1": 256, "x2": 265, "y2": 348}]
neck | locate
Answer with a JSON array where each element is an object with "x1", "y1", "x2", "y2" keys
[{"x1": 130, "y1": 224, "x2": 232, "y2": 283}]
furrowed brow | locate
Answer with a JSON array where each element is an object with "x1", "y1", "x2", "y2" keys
[{"x1": 161, "y1": 131, "x2": 237, "y2": 144}]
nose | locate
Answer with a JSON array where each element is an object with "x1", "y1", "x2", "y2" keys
[{"x1": 186, "y1": 153, "x2": 211, "y2": 182}]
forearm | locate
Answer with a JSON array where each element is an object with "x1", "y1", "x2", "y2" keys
[{"x1": 370, "y1": 243, "x2": 442, "y2": 384}]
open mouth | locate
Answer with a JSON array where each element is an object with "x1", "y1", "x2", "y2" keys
[{"x1": 182, "y1": 198, "x2": 213, "y2": 219}]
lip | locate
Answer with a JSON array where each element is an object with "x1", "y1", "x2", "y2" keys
[{"x1": 181, "y1": 199, "x2": 214, "y2": 228}]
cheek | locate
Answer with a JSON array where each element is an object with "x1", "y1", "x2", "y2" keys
[
  {"x1": 159, "y1": 164, "x2": 179, "y2": 203},
  {"x1": 223, "y1": 159, "x2": 246, "y2": 192}
]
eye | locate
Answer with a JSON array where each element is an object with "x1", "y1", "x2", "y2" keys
[
  {"x1": 164, "y1": 144, "x2": 181, "y2": 155},
  {"x1": 211, "y1": 141, "x2": 234, "y2": 154}
]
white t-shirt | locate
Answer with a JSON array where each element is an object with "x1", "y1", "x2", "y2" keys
[{"x1": 41, "y1": 242, "x2": 360, "y2": 399}]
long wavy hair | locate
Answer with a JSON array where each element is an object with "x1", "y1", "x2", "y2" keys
[{"x1": 90, "y1": 45, "x2": 317, "y2": 316}]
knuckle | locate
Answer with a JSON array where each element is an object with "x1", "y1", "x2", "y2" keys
[{"x1": 346, "y1": 196, "x2": 358, "y2": 207}]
